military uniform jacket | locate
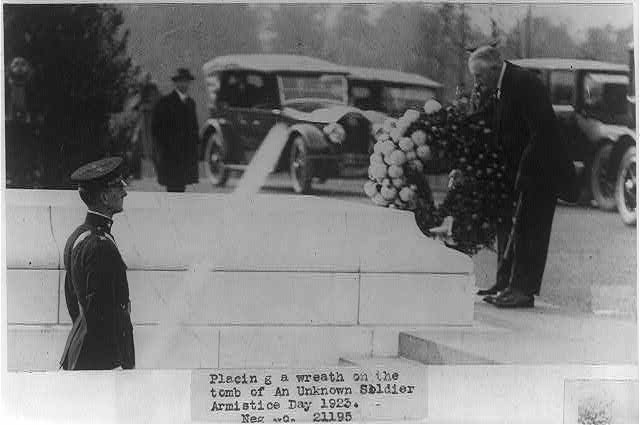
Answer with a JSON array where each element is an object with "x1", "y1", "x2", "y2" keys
[{"x1": 60, "y1": 212, "x2": 135, "y2": 370}]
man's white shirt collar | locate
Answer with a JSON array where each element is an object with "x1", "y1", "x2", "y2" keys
[
  {"x1": 87, "y1": 210, "x2": 113, "y2": 222},
  {"x1": 175, "y1": 89, "x2": 189, "y2": 102},
  {"x1": 497, "y1": 62, "x2": 507, "y2": 100}
]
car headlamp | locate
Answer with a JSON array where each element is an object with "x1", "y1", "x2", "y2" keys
[{"x1": 323, "y1": 123, "x2": 346, "y2": 145}]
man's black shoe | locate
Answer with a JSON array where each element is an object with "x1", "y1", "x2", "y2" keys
[
  {"x1": 483, "y1": 287, "x2": 514, "y2": 305},
  {"x1": 477, "y1": 283, "x2": 507, "y2": 296},
  {"x1": 482, "y1": 295, "x2": 497, "y2": 304},
  {"x1": 493, "y1": 289, "x2": 534, "y2": 308}
]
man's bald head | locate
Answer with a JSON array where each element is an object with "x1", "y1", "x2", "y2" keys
[
  {"x1": 468, "y1": 46, "x2": 503, "y2": 70},
  {"x1": 468, "y1": 45, "x2": 504, "y2": 99}
]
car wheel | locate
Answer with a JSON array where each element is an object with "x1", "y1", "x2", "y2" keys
[
  {"x1": 290, "y1": 136, "x2": 313, "y2": 194},
  {"x1": 590, "y1": 144, "x2": 616, "y2": 211},
  {"x1": 615, "y1": 146, "x2": 636, "y2": 226},
  {"x1": 204, "y1": 131, "x2": 229, "y2": 187}
]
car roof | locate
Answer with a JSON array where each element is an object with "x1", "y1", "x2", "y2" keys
[
  {"x1": 202, "y1": 54, "x2": 348, "y2": 75},
  {"x1": 511, "y1": 58, "x2": 628, "y2": 72},
  {"x1": 585, "y1": 73, "x2": 629, "y2": 84},
  {"x1": 345, "y1": 66, "x2": 442, "y2": 88}
]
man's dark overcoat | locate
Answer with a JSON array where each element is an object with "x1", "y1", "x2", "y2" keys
[
  {"x1": 60, "y1": 212, "x2": 135, "y2": 370},
  {"x1": 151, "y1": 91, "x2": 200, "y2": 187},
  {"x1": 494, "y1": 62, "x2": 577, "y2": 295}
]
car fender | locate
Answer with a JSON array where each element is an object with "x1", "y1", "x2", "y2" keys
[
  {"x1": 576, "y1": 114, "x2": 636, "y2": 144},
  {"x1": 200, "y1": 118, "x2": 224, "y2": 141},
  {"x1": 607, "y1": 133, "x2": 636, "y2": 179},
  {"x1": 200, "y1": 119, "x2": 230, "y2": 161},
  {"x1": 288, "y1": 123, "x2": 330, "y2": 152}
]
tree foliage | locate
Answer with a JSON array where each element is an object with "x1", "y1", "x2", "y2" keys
[
  {"x1": 266, "y1": 5, "x2": 327, "y2": 56},
  {"x1": 4, "y1": 4, "x2": 138, "y2": 187},
  {"x1": 120, "y1": 4, "x2": 262, "y2": 124},
  {"x1": 324, "y1": 5, "x2": 380, "y2": 67},
  {"x1": 579, "y1": 24, "x2": 633, "y2": 63},
  {"x1": 502, "y1": 13, "x2": 631, "y2": 64}
]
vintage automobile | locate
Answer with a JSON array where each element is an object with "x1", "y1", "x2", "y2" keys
[
  {"x1": 200, "y1": 54, "x2": 382, "y2": 193},
  {"x1": 614, "y1": 45, "x2": 636, "y2": 225},
  {"x1": 512, "y1": 58, "x2": 635, "y2": 212},
  {"x1": 345, "y1": 66, "x2": 442, "y2": 117}
]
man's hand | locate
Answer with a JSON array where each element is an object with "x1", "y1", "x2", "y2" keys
[
  {"x1": 429, "y1": 216, "x2": 455, "y2": 245},
  {"x1": 448, "y1": 169, "x2": 464, "y2": 190}
]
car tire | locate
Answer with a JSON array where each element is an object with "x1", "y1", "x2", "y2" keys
[
  {"x1": 590, "y1": 143, "x2": 616, "y2": 211},
  {"x1": 290, "y1": 136, "x2": 313, "y2": 194},
  {"x1": 204, "y1": 131, "x2": 229, "y2": 187},
  {"x1": 615, "y1": 145, "x2": 636, "y2": 226}
]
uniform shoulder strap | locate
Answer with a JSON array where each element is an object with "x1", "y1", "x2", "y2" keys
[{"x1": 63, "y1": 225, "x2": 93, "y2": 271}]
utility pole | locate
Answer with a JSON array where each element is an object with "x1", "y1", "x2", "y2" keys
[
  {"x1": 457, "y1": 4, "x2": 468, "y2": 91},
  {"x1": 524, "y1": 5, "x2": 532, "y2": 57},
  {"x1": 490, "y1": 17, "x2": 500, "y2": 42}
]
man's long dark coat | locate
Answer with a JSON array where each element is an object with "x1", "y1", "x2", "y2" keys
[
  {"x1": 151, "y1": 91, "x2": 200, "y2": 187},
  {"x1": 494, "y1": 62, "x2": 577, "y2": 295}
]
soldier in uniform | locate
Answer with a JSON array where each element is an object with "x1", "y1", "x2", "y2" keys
[{"x1": 60, "y1": 157, "x2": 135, "y2": 370}]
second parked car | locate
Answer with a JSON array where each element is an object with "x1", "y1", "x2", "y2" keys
[
  {"x1": 512, "y1": 58, "x2": 635, "y2": 211},
  {"x1": 345, "y1": 66, "x2": 442, "y2": 117},
  {"x1": 200, "y1": 54, "x2": 381, "y2": 193}
]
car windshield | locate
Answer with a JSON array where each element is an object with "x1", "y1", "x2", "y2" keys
[
  {"x1": 381, "y1": 86, "x2": 436, "y2": 115},
  {"x1": 279, "y1": 74, "x2": 348, "y2": 105}
]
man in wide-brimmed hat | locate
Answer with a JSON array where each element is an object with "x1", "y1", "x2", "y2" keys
[{"x1": 151, "y1": 67, "x2": 200, "y2": 192}]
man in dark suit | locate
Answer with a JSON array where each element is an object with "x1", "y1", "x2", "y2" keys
[
  {"x1": 60, "y1": 157, "x2": 135, "y2": 370},
  {"x1": 152, "y1": 68, "x2": 200, "y2": 192},
  {"x1": 469, "y1": 46, "x2": 577, "y2": 308}
]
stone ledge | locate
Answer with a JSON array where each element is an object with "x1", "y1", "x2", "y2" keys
[
  {"x1": 6, "y1": 206, "x2": 59, "y2": 269},
  {"x1": 359, "y1": 273, "x2": 474, "y2": 325},
  {"x1": 7, "y1": 325, "x2": 221, "y2": 371},
  {"x1": 56, "y1": 270, "x2": 360, "y2": 326},
  {"x1": 7, "y1": 190, "x2": 474, "y2": 274},
  {"x1": 7, "y1": 269, "x2": 60, "y2": 324},
  {"x1": 8, "y1": 324, "x2": 478, "y2": 372}
]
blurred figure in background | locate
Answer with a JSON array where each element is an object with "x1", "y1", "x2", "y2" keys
[
  {"x1": 151, "y1": 67, "x2": 200, "y2": 192},
  {"x1": 138, "y1": 73, "x2": 160, "y2": 175}
]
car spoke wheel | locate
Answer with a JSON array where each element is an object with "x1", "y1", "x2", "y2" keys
[
  {"x1": 615, "y1": 146, "x2": 636, "y2": 226},
  {"x1": 204, "y1": 132, "x2": 229, "y2": 187},
  {"x1": 290, "y1": 136, "x2": 313, "y2": 194},
  {"x1": 590, "y1": 144, "x2": 616, "y2": 211}
]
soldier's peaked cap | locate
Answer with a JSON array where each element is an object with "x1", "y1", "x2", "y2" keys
[{"x1": 71, "y1": 157, "x2": 124, "y2": 189}]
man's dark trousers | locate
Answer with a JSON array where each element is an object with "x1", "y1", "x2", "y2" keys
[
  {"x1": 167, "y1": 185, "x2": 185, "y2": 193},
  {"x1": 495, "y1": 218, "x2": 512, "y2": 291},
  {"x1": 498, "y1": 187, "x2": 556, "y2": 296}
]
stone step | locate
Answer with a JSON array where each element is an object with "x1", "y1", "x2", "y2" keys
[
  {"x1": 399, "y1": 302, "x2": 638, "y2": 365},
  {"x1": 338, "y1": 355, "x2": 425, "y2": 369},
  {"x1": 7, "y1": 268, "x2": 473, "y2": 327},
  {"x1": 8, "y1": 324, "x2": 463, "y2": 372},
  {"x1": 590, "y1": 285, "x2": 637, "y2": 317}
]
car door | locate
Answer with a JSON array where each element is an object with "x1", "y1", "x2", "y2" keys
[
  {"x1": 244, "y1": 73, "x2": 281, "y2": 154},
  {"x1": 219, "y1": 71, "x2": 255, "y2": 162},
  {"x1": 549, "y1": 69, "x2": 582, "y2": 161}
]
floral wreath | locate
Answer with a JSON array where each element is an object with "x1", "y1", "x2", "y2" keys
[{"x1": 364, "y1": 96, "x2": 515, "y2": 256}]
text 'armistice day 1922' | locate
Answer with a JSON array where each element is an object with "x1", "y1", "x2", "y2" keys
[{"x1": 190, "y1": 368, "x2": 426, "y2": 423}]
